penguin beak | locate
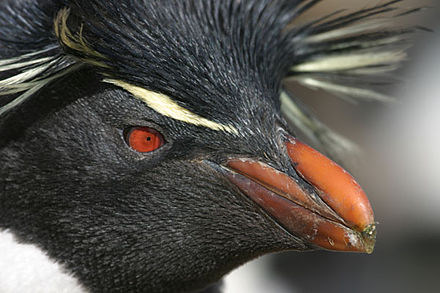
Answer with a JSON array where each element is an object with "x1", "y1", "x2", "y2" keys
[{"x1": 214, "y1": 136, "x2": 376, "y2": 253}]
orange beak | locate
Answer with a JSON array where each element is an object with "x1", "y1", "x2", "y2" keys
[{"x1": 220, "y1": 136, "x2": 376, "y2": 253}]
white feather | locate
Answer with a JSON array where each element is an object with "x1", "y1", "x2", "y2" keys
[
  {"x1": 291, "y1": 51, "x2": 407, "y2": 73},
  {"x1": 0, "y1": 64, "x2": 82, "y2": 116},
  {"x1": 0, "y1": 46, "x2": 57, "y2": 66},
  {"x1": 292, "y1": 77, "x2": 394, "y2": 102},
  {"x1": 0, "y1": 60, "x2": 57, "y2": 87},
  {"x1": 0, "y1": 57, "x2": 54, "y2": 72},
  {"x1": 304, "y1": 19, "x2": 395, "y2": 43},
  {"x1": 280, "y1": 91, "x2": 360, "y2": 163},
  {"x1": 0, "y1": 230, "x2": 88, "y2": 293}
]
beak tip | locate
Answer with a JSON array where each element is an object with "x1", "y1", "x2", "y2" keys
[{"x1": 361, "y1": 223, "x2": 377, "y2": 254}]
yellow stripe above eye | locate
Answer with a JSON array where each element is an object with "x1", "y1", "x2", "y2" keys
[{"x1": 104, "y1": 79, "x2": 238, "y2": 135}]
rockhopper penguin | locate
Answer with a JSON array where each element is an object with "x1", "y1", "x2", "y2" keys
[{"x1": 0, "y1": 0, "x2": 418, "y2": 292}]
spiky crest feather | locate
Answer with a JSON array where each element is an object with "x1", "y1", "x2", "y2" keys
[
  {"x1": 0, "y1": 0, "x2": 422, "y2": 160},
  {"x1": 0, "y1": 0, "x2": 78, "y2": 115}
]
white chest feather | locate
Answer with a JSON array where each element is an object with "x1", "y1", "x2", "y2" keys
[{"x1": 0, "y1": 230, "x2": 88, "y2": 293}]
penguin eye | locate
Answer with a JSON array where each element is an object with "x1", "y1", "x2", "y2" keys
[{"x1": 126, "y1": 127, "x2": 165, "y2": 153}]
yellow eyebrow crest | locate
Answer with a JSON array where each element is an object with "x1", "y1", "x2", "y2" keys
[{"x1": 104, "y1": 79, "x2": 238, "y2": 135}]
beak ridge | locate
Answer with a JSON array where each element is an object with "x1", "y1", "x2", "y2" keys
[{"x1": 286, "y1": 137, "x2": 374, "y2": 231}]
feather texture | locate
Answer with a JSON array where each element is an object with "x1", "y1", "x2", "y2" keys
[
  {"x1": 0, "y1": 0, "x2": 79, "y2": 115},
  {"x1": 0, "y1": 0, "x2": 421, "y2": 160},
  {"x1": 281, "y1": 0, "x2": 421, "y2": 160}
]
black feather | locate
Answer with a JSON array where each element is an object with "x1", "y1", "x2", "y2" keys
[{"x1": 0, "y1": 1, "x2": 421, "y2": 292}]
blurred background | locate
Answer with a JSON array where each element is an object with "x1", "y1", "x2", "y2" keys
[{"x1": 224, "y1": 1, "x2": 440, "y2": 292}]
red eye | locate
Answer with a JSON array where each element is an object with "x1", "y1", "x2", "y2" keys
[{"x1": 126, "y1": 127, "x2": 164, "y2": 153}]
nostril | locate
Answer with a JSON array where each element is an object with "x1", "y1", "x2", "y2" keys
[{"x1": 275, "y1": 123, "x2": 290, "y2": 140}]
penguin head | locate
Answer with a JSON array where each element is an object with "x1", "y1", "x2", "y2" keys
[{"x1": 0, "y1": 0, "x2": 417, "y2": 292}]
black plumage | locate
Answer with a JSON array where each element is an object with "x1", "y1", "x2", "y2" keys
[{"x1": 0, "y1": 1, "x2": 418, "y2": 292}]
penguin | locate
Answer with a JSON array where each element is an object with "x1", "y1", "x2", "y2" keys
[{"x1": 0, "y1": 0, "x2": 418, "y2": 292}]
